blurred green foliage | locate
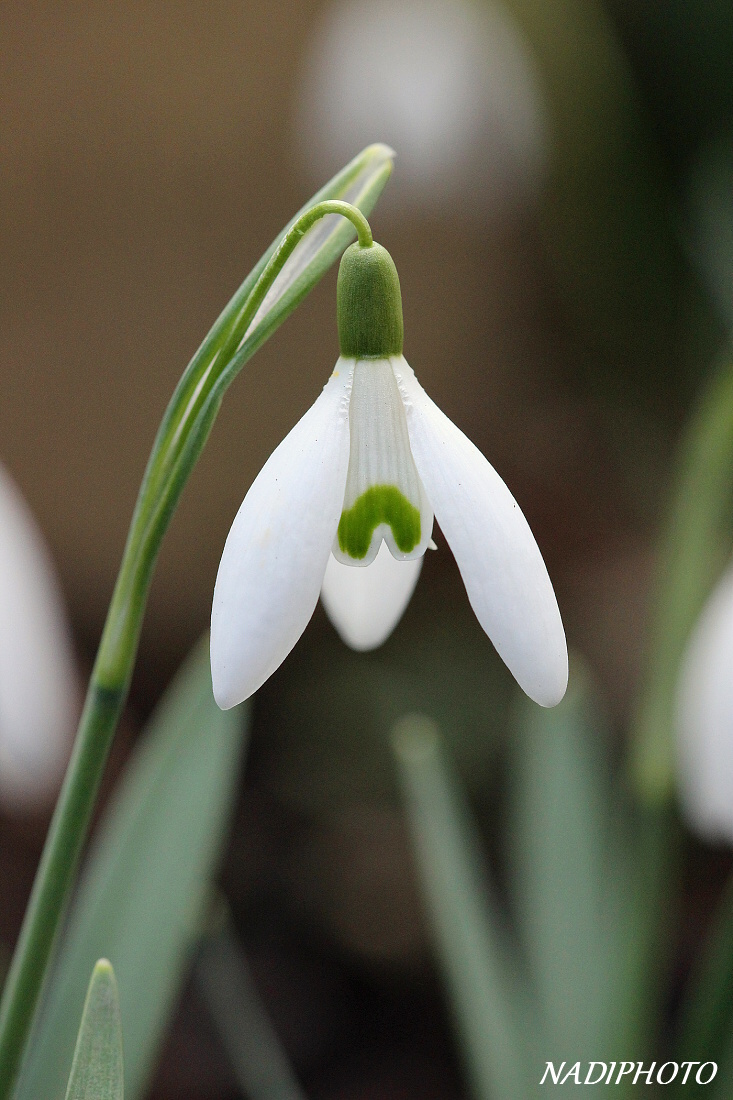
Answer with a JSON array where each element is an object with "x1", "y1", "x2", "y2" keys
[{"x1": 16, "y1": 640, "x2": 249, "y2": 1100}]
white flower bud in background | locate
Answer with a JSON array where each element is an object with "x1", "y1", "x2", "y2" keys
[
  {"x1": 0, "y1": 464, "x2": 78, "y2": 812},
  {"x1": 676, "y1": 562, "x2": 733, "y2": 843},
  {"x1": 295, "y1": 0, "x2": 547, "y2": 215}
]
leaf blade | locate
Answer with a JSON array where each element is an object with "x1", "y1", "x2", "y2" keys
[
  {"x1": 508, "y1": 667, "x2": 618, "y2": 1058},
  {"x1": 17, "y1": 637, "x2": 249, "y2": 1100},
  {"x1": 221, "y1": 145, "x2": 394, "y2": 384},
  {"x1": 64, "y1": 960, "x2": 123, "y2": 1100},
  {"x1": 195, "y1": 917, "x2": 308, "y2": 1100},
  {"x1": 392, "y1": 715, "x2": 534, "y2": 1100}
]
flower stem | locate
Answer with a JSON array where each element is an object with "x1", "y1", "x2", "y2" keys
[{"x1": 0, "y1": 192, "x2": 380, "y2": 1099}]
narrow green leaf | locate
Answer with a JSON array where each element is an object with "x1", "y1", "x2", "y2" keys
[
  {"x1": 632, "y1": 354, "x2": 733, "y2": 803},
  {"x1": 64, "y1": 960, "x2": 123, "y2": 1100},
  {"x1": 126, "y1": 145, "x2": 395, "y2": 610},
  {"x1": 164, "y1": 142, "x2": 393, "y2": 397},
  {"x1": 195, "y1": 911, "x2": 308, "y2": 1100},
  {"x1": 712, "y1": 1021, "x2": 733, "y2": 1100},
  {"x1": 676, "y1": 871, "x2": 733, "y2": 1096},
  {"x1": 609, "y1": 806, "x2": 677, "y2": 1079},
  {"x1": 392, "y1": 715, "x2": 534, "y2": 1100},
  {"x1": 509, "y1": 664, "x2": 625, "y2": 1061},
  {"x1": 17, "y1": 637, "x2": 249, "y2": 1100},
  {"x1": 0, "y1": 148, "x2": 389, "y2": 1100},
  {"x1": 221, "y1": 143, "x2": 394, "y2": 379},
  {"x1": 0, "y1": 945, "x2": 8, "y2": 995},
  {"x1": 508, "y1": 664, "x2": 674, "y2": 1088}
]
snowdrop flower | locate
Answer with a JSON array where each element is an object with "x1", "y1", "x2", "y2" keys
[
  {"x1": 0, "y1": 463, "x2": 78, "y2": 811},
  {"x1": 676, "y1": 562, "x2": 733, "y2": 842},
  {"x1": 211, "y1": 237, "x2": 567, "y2": 709}
]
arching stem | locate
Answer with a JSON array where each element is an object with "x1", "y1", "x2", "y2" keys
[{"x1": 0, "y1": 192, "x2": 379, "y2": 1099}]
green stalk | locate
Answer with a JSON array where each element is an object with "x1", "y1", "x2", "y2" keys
[{"x1": 0, "y1": 150, "x2": 390, "y2": 1100}]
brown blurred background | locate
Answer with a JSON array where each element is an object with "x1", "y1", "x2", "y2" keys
[{"x1": 1, "y1": 1, "x2": 731, "y2": 1096}]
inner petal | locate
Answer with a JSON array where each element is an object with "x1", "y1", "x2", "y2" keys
[{"x1": 333, "y1": 357, "x2": 433, "y2": 565}]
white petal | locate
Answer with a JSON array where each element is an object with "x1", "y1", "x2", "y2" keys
[
  {"x1": 321, "y1": 542, "x2": 423, "y2": 651},
  {"x1": 333, "y1": 358, "x2": 433, "y2": 565},
  {"x1": 0, "y1": 464, "x2": 78, "y2": 811},
  {"x1": 211, "y1": 362, "x2": 354, "y2": 708},
  {"x1": 676, "y1": 563, "x2": 733, "y2": 843},
  {"x1": 395, "y1": 358, "x2": 568, "y2": 707}
]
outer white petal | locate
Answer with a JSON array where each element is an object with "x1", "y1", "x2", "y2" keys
[
  {"x1": 676, "y1": 564, "x2": 733, "y2": 843},
  {"x1": 321, "y1": 542, "x2": 423, "y2": 651},
  {"x1": 0, "y1": 464, "x2": 78, "y2": 811},
  {"x1": 211, "y1": 362, "x2": 354, "y2": 708},
  {"x1": 395, "y1": 358, "x2": 568, "y2": 707}
]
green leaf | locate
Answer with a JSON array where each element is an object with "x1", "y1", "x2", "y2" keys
[
  {"x1": 392, "y1": 715, "x2": 534, "y2": 1100},
  {"x1": 195, "y1": 912, "x2": 308, "y2": 1100},
  {"x1": 17, "y1": 637, "x2": 249, "y2": 1100},
  {"x1": 509, "y1": 664, "x2": 623, "y2": 1058},
  {"x1": 64, "y1": 960, "x2": 123, "y2": 1100},
  {"x1": 173, "y1": 141, "x2": 394, "y2": 388},
  {"x1": 219, "y1": 143, "x2": 394, "y2": 380},
  {"x1": 128, "y1": 144, "x2": 395, "y2": 614},
  {"x1": 0, "y1": 945, "x2": 8, "y2": 996},
  {"x1": 632, "y1": 354, "x2": 733, "y2": 802},
  {"x1": 676, "y1": 871, "x2": 733, "y2": 1096},
  {"x1": 508, "y1": 662, "x2": 671, "y2": 1082}
]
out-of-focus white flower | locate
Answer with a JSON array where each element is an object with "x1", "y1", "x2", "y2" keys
[
  {"x1": 676, "y1": 562, "x2": 733, "y2": 842},
  {"x1": 210, "y1": 239, "x2": 567, "y2": 710},
  {"x1": 0, "y1": 464, "x2": 78, "y2": 812},
  {"x1": 296, "y1": 0, "x2": 547, "y2": 214}
]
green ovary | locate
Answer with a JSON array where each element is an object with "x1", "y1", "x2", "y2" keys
[{"x1": 338, "y1": 484, "x2": 421, "y2": 560}]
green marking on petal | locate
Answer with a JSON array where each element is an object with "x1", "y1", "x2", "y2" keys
[{"x1": 338, "y1": 484, "x2": 421, "y2": 560}]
